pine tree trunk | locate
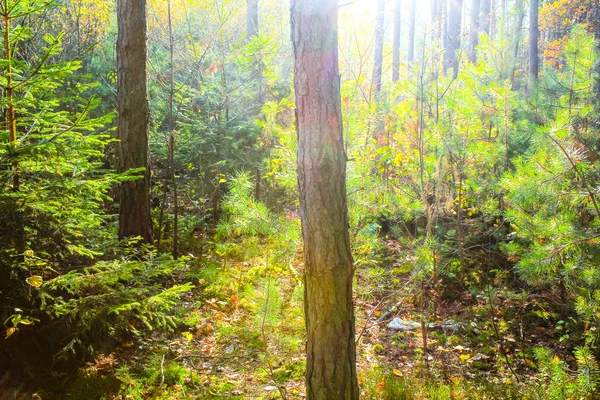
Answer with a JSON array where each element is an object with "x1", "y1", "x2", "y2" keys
[
  {"x1": 408, "y1": 0, "x2": 417, "y2": 63},
  {"x1": 117, "y1": 0, "x2": 153, "y2": 243},
  {"x1": 445, "y1": 0, "x2": 464, "y2": 76},
  {"x1": 372, "y1": 0, "x2": 385, "y2": 93},
  {"x1": 247, "y1": 0, "x2": 259, "y2": 39},
  {"x1": 528, "y1": 0, "x2": 539, "y2": 79},
  {"x1": 392, "y1": 0, "x2": 402, "y2": 82},
  {"x1": 291, "y1": 0, "x2": 359, "y2": 398},
  {"x1": 468, "y1": 0, "x2": 481, "y2": 63}
]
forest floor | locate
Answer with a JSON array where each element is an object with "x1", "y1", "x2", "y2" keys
[{"x1": 6, "y1": 240, "x2": 577, "y2": 400}]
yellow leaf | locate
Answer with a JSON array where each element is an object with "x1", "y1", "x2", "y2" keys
[
  {"x1": 553, "y1": 355, "x2": 561, "y2": 363},
  {"x1": 182, "y1": 332, "x2": 193, "y2": 342},
  {"x1": 392, "y1": 369, "x2": 403, "y2": 377},
  {"x1": 26, "y1": 276, "x2": 43, "y2": 288},
  {"x1": 376, "y1": 376, "x2": 386, "y2": 393},
  {"x1": 5, "y1": 327, "x2": 16, "y2": 339},
  {"x1": 219, "y1": 178, "x2": 227, "y2": 183}
]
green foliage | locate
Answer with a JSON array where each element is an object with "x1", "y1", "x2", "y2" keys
[
  {"x1": 39, "y1": 250, "x2": 193, "y2": 354},
  {"x1": 0, "y1": 0, "x2": 123, "y2": 338},
  {"x1": 534, "y1": 347, "x2": 600, "y2": 398}
]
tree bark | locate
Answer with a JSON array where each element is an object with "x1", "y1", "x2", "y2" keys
[
  {"x1": 372, "y1": 0, "x2": 385, "y2": 93},
  {"x1": 247, "y1": 0, "x2": 259, "y2": 40},
  {"x1": 445, "y1": 0, "x2": 464, "y2": 76},
  {"x1": 392, "y1": 0, "x2": 402, "y2": 82},
  {"x1": 291, "y1": 0, "x2": 359, "y2": 398},
  {"x1": 117, "y1": 0, "x2": 153, "y2": 243},
  {"x1": 468, "y1": 0, "x2": 481, "y2": 63},
  {"x1": 408, "y1": 0, "x2": 417, "y2": 63},
  {"x1": 528, "y1": 0, "x2": 539, "y2": 80}
]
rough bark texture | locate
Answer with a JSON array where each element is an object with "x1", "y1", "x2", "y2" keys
[
  {"x1": 408, "y1": 0, "x2": 417, "y2": 63},
  {"x1": 247, "y1": 0, "x2": 259, "y2": 40},
  {"x1": 392, "y1": 0, "x2": 401, "y2": 82},
  {"x1": 372, "y1": 0, "x2": 385, "y2": 93},
  {"x1": 445, "y1": 0, "x2": 464, "y2": 75},
  {"x1": 468, "y1": 0, "x2": 481, "y2": 63},
  {"x1": 290, "y1": 0, "x2": 359, "y2": 398},
  {"x1": 528, "y1": 0, "x2": 539, "y2": 79},
  {"x1": 117, "y1": 0, "x2": 153, "y2": 243}
]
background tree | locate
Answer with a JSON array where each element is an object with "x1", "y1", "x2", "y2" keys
[
  {"x1": 445, "y1": 0, "x2": 464, "y2": 75},
  {"x1": 372, "y1": 0, "x2": 385, "y2": 93},
  {"x1": 247, "y1": 0, "x2": 259, "y2": 40},
  {"x1": 116, "y1": 0, "x2": 153, "y2": 243},
  {"x1": 291, "y1": 0, "x2": 359, "y2": 398},
  {"x1": 392, "y1": 0, "x2": 402, "y2": 82},
  {"x1": 408, "y1": 0, "x2": 417, "y2": 64},
  {"x1": 529, "y1": 0, "x2": 539, "y2": 79},
  {"x1": 469, "y1": 0, "x2": 481, "y2": 63},
  {"x1": 480, "y1": 0, "x2": 491, "y2": 34}
]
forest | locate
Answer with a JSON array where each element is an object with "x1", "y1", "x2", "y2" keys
[{"x1": 1, "y1": 0, "x2": 600, "y2": 398}]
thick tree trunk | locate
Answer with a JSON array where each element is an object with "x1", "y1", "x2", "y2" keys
[
  {"x1": 408, "y1": 0, "x2": 417, "y2": 63},
  {"x1": 445, "y1": 0, "x2": 464, "y2": 76},
  {"x1": 468, "y1": 0, "x2": 481, "y2": 63},
  {"x1": 117, "y1": 0, "x2": 153, "y2": 243},
  {"x1": 528, "y1": 0, "x2": 539, "y2": 80},
  {"x1": 372, "y1": 0, "x2": 385, "y2": 93},
  {"x1": 247, "y1": 0, "x2": 259, "y2": 40},
  {"x1": 290, "y1": 0, "x2": 359, "y2": 399},
  {"x1": 392, "y1": 0, "x2": 401, "y2": 82}
]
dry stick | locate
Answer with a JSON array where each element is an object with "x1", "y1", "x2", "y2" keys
[{"x1": 160, "y1": 354, "x2": 166, "y2": 386}]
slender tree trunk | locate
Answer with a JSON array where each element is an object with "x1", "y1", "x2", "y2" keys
[
  {"x1": 408, "y1": 0, "x2": 417, "y2": 63},
  {"x1": 3, "y1": 6, "x2": 18, "y2": 192},
  {"x1": 167, "y1": 0, "x2": 178, "y2": 259},
  {"x1": 480, "y1": 0, "x2": 490, "y2": 34},
  {"x1": 528, "y1": 0, "x2": 539, "y2": 80},
  {"x1": 445, "y1": 0, "x2": 464, "y2": 76},
  {"x1": 291, "y1": 0, "x2": 359, "y2": 398},
  {"x1": 372, "y1": 0, "x2": 385, "y2": 93},
  {"x1": 511, "y1": 0, "x2": 525, "y2": 90},
  {"x1": 468, "y1": 0, "x2": 481, "y2": 63},
  {"x1": 117, "y1": 0, "x2": 153, "y2": 243},
  {"x1": 246, "y1": 0, "x2": 259, "y2": 40},
  {"x1": 392, "y1": 0, "x2": 401, "y2": 82}
]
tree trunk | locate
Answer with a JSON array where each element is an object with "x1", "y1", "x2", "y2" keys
[
  {"x1": 167, "y1": 0, "x2": 178, "y2": 258},
  {"x1": 290, "y1": 0, "x2": 359, "y2": 399},
  {"x1": 392, "y1": 0, "x2": 401, "y2": 82},
  {"x1": 468, "y1": 0, "x2": 481, "y2": 63},
  {"x1": 372, "y1": 0, "x2": 385, "y2": 93},
  {"x1": 445, "y1": 0, "x2": 464, "y2": 76},
  {"x1": 511, "y1": 0, "x2": 525, "y2": 90},
  {"x1": 480, "y1": 0, "x2": 490, "y2": 34},
  {"x1": 247, "y1": 0, "x2": 259, "y2": 40},
  {"x1": 3, "y1": 8, "x2": 18, "y2": 191},
  {"x1": 408, "y1": 0, "x2": 417, "y2": 63},
  {"x1": 117, "y1": 0, "x2": 153, "y2": 243},
  {"x1": 528, "y1": 0, "x2": 539, "y2": 80}
]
